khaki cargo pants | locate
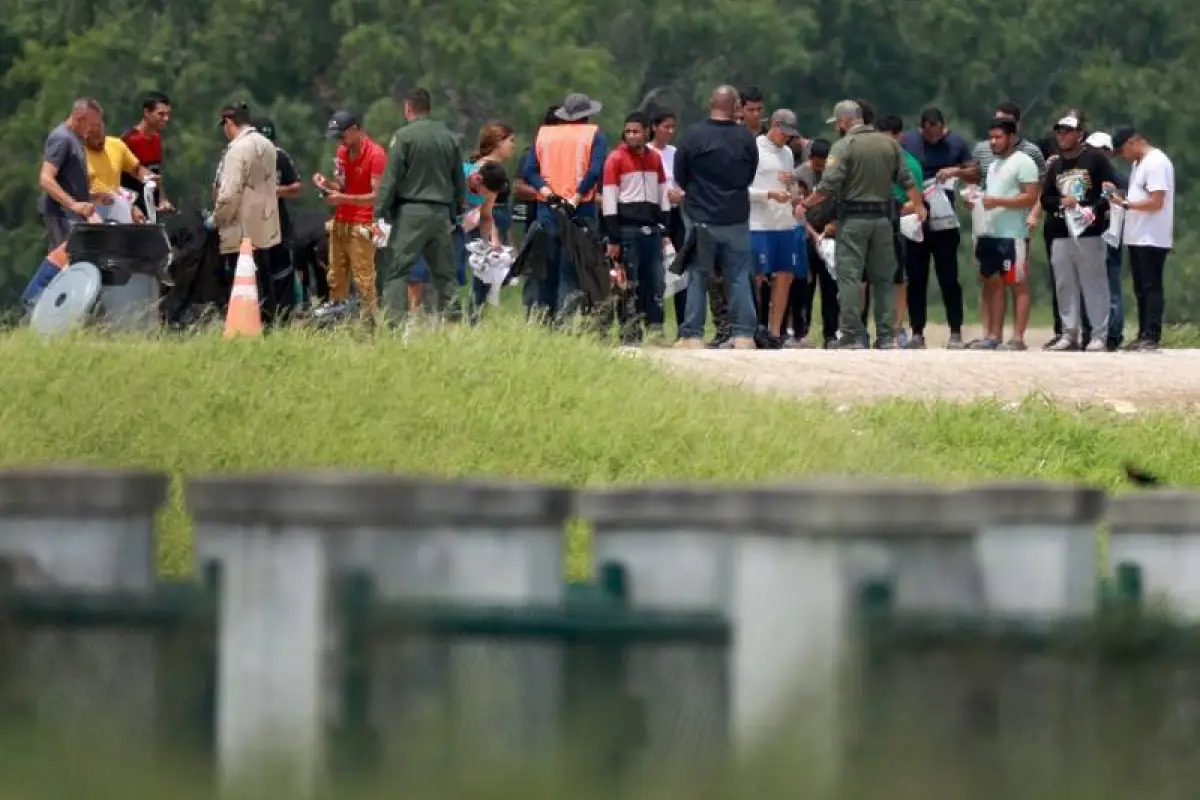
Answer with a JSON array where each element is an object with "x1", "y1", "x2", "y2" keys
[{"x1": 327, "y1": 221, "x2": 379, "y2": 314}]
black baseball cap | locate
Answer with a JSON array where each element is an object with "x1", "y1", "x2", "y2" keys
[
  {"x1": 1111, "y1": 126, "x2": 1138, "y2": 151},
  {"x1": 253, "y1": 117, "x2": 276, "y2": 142},
  {"x1": 325, "y1": 110, "x2": 359, "y2": 139},
  {"x1": 218, "y1": 101, "x2": 250, "y2": 127}
]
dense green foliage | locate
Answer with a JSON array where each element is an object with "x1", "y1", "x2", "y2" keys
[{"x1": 0, "y1": 0, "x2": 1195, "y2": 313}]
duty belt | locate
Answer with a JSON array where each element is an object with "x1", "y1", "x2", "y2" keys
[{"x1": 840, "y1": 201, "x2": 892, "y2": 217}]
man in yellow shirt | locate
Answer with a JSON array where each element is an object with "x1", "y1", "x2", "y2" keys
[{"x1": 85, "y1": 125, "x2": 154, "y2": 222}]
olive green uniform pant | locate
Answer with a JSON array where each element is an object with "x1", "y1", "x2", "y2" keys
[
  {"x1": 836, "y1": 216, "x2": 897, "y2": 343},
  {"x1": 379, "y1": 203, "x2": 458, "y2": 319}
]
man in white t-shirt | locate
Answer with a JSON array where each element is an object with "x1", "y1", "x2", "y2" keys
[
  {"x1": 1111, "y1": 127, "x2": 1174, "y2": 351},
  {"x1": 966, "y1": 118, "x2": 1039, "y2": 350},
  {"x1": 648, "y1": 108, "x2": 685, "y2": 325},
  {"x1": 749, "y1": 109, "x2": 801, "y2": 347}
]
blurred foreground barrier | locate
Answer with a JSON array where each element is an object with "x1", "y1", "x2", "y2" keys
[
  {"x1": 0, "y1": 467, "x2": 1191, "y2": 797},
  {"x1": 0, "y1": 467, "x2": 168, "y2": 739},
  {"x1": 1108, "y1": 490, "x2": 1200, "y2": 615}
]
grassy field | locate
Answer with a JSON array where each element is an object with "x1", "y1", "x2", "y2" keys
[
  {"x1": 2, "y1": 318, "x2": 1200, "y2": 797},
  {"x1": 2, "y1": 317, "x2": 1200, "y2": 579}
]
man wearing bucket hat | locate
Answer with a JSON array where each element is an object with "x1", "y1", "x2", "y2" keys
[{"x1": 521, "y1": 92, "x2": 609, "y2": 320}]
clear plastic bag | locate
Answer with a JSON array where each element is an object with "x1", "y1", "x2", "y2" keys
[
  {"x1": 817, "y1": 235, "x2": 837, "y2": 279},
  {"x1": 925, "y1": 179, "x2": 959, "y2": 231},
  {"x1": 899, "y1": 213, "x2": 924, "y2": 242},
  {"x1": 1065, "y1": 205, "x2": 1096, "y2": 239},
  {"x1": 961, "y1": 186, "x2": 993, "y2": 237},
  {"x1": 663, "y1": 270, "x2": 688, "y2": 299},
  {"x1": 1102, "y1": 204, "x2": 1124, "y2": 248}
]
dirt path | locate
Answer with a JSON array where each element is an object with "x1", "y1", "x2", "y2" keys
[{"x1": 646, "y1": 326, "x2": 1200, "y2": 412}]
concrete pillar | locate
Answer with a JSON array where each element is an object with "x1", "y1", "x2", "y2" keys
[
  {"x1": 1108, "y1": 491, "x2": 1200, "y2": 617},
  {"x1": 964, "y1": 482, "x2": 1106, "y2": 616},
  {"x1": 580, "y1": 479, "x2": 966, "y2": 797},
  {"x1": 189, "y1": 472, "x2": 572, "y2": 788},
  {"x1": 0, "y1": 467, "x2": 167, "y2": 741}
]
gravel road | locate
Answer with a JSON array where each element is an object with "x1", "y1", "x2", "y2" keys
[{"x1": 646, "y1": 326, "x2": 1200, "y2": 413}]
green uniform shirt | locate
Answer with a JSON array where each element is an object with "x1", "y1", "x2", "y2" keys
[
  {"x1": 374, "y1": 116, "x2": 465, "y2": 220},
  {"x1": 892, "y1": 151, "x2": 923, "y2": 204},
  {"x1": 816, "y1": 124, "x2": 916, "y2": 203}
]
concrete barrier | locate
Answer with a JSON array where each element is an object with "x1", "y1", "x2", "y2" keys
[
  {"x1": 1108, "y1": 490, "x2": 1200, "y2": 615},
  {"x1": 187, "y1": 471, "x2": 572, "y2": 792},
  {"x1": 0, "y1": 467, "x2": 167, "y2": 740}
]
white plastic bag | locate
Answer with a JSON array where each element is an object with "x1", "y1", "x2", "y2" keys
[
  {"x1": 372, "y1": 219, "x2": 393, "y2": 248},
  {"x1": 143, "y1": 181, "x2": 157, "y2": 224},
  {"x1": 663, "y1": 270, "x2": 688, "y2": 299},
  {"x1": 924, "y1": 179, "x2": 959, "y2": 232},
  {"x1": 899, "y1": 213, "x2": 924, "y2": 242},
  {"x1": 817, "y1": 235, "x2": 837, "y2": 280},
  {"x1": 961, "y1": 186, "x2": 993, "y2": 238},
  {"x1": 465, "y1": 238, "x2": 514, "y2": 287},
  {"x1": 1103, "y1": 204, "x2": 1124, "y2": 248}
]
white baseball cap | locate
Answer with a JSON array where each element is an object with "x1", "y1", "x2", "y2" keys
[{"x1": 1086, "y1": 132, "x2": 1113, "y2": 150}]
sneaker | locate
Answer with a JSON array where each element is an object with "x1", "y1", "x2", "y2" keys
[
  {"x1": 874, "y1": 339, "x2": 899, "y2": 350},
  {"x1": 946, "y1": 333, "x2": 965, "y2": 350},
  {"x1": 1042, "y1": 335, "x2": 1062, "y2": 351},
  {"x1": 1047, "y1": 336, "x2": 1080, "y2": 352},
  {"x1": 1106, "y1": 338, "x2": 1123, "y2": 352},
  {"x1": 998, "y1": 339, "x2": 1028, "y2": 351},
  {"x1": 897, "y1": 328, "x2": 910, "y2": 349},
  {"x1": 830, "y1": 335, "x2": 868, "y2": 350},
  {"x1": 968, "y1": 337, "x2": 1000, "y2": 350},
  {"x1": 761, "y1": 332, "x2": 785, "y2": 350},
  {"x1": 859, "y1": 332, "x2": 871, "y2": 348},
  {"x1": 907, "y1": 333, "x2": 927, "y2": 350},
  {"x1": 1084, "y1": 339, "x2": 1107, "y2": 352},
  {"x1": 1132, "y1": 339, "x2": 1161, "y2": 352},
  {"x1": 785, "y1": 337, "x2": 814, "y2": 349},
  {"x1": 732, "y1": 336, "x2": 757, "y2": 350},
  {"x1": 823, "y1": 337, "x2": 838, "y2": 350},
  {"x1": 674, "y1": 337, "x2": 704, "y2": 350},
  {"x1": 707, "y1": 331, "x2": 732, "y2": 349}
]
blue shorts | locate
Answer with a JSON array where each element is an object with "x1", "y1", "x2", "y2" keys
[
  {"x1": 792, "y1": 227, "x2": 810, "y2": 279},
  {"x1": 751, "y1": 229, "x2": 801, "y2": 277},
  {"x1": 409, "y1": 257, "x2": 431, "y2": 284}
]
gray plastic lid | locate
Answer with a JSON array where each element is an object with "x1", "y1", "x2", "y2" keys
[{"x1": 30, "y1": 262, "x2": 101, "y2": 337}]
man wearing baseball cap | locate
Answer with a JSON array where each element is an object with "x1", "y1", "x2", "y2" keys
[
  {"x1": 1085, "y1": 130, "x2": 1130, "y2": 350},
  {"x1": 313, "y1": 110, "x2": 387, "y2": 319}
]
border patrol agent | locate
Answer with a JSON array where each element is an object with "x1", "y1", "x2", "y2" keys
[{"x1": 801, "y1": 100, "x2": 925, "y2": 349}]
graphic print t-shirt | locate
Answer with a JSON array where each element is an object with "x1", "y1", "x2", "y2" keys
[{"x1": 1041, "y1": 146, "x2": 1115, "y2": 240}]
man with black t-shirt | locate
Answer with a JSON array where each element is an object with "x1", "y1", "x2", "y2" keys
[
  {"x1": 1039, "y1": 110, "x2": 1118, "y2": 351},
  {"x1": 121, "y1": 91, "x2": 174, "y2": 217},
  {"x1": 254, "y1": 118, "x2": 303, "y2": 302}
]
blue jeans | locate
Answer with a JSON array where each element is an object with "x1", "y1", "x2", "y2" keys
[
  {"x1": 679, "y1": 222, "x2": 757, "y2": 340},
  {"x1": 1107, "y1": 244, "x2": 1124, "y2": 346},
  {"x1": 21, "y1": 257, "x2": 62, "y2": 311},
  {"x1": 619, "y1": 226, "x2": 664, "y2": 327}
]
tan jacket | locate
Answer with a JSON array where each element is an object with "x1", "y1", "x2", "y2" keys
[{"x1": 212, "y1": 127, "x2": 281, "y2": 254}]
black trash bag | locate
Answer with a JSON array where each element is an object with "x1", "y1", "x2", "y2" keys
[
  {"x1": 68, "y1": 223, "x2": 171, "y2": 287},
  {"x1": 548, "y1": 197, "x2": 610, "y2": 310}
]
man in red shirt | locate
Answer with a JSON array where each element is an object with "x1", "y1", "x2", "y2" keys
[
  {"x1": 312, "y1": 111, "x2": 386, "y2": 317},
  {"x1": 121, "y1": 91, "x2": 174, "y2": 217}
]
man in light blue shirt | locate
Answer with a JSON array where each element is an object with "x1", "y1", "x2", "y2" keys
[{"x1": 969, "y1": 117, "x2": 1039, "y2": 350}]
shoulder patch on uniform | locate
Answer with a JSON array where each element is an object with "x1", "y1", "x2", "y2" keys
[
  {"x1": 388, "y1": 133, "x2": 398, "y2": 149},
  {"x1": 825, "y1": 155, "x2": 839, "y2": 169}
]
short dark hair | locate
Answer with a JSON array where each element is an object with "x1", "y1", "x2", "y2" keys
[
  {"x1": 809, "y1": 138, "x2": 832, "y2": 159},
  {"x1": 405, "y1": 88, "x2": 432, "y2": 113},
  {"x1": 542, "y1": 105, "x2": 561, "y2": 127},
  {"x1": 624, "y1": 111, "x2": 649, "y2": 127},
  {"x1": 853, "y1": 98, "x2": 875, "y2": 126},
  {"x1": 142, "y1": 91, "x2": 170, "y2": 112},
  {"x1": 740, "y1": 86, "x2": 764, "y2": 105},
  {"x1": 995, "y1": 101, "x2": 1021, "y2": 122},
  {"x1": 476, "y1": 160, "x2": 508, "y2": 194},
  {"x1": 988, "y1": 117, "x2": 1018, "y2": 136},
  {"x1": 220, "y1": 101, "x2": 251, "y2": 126},
  {"x1": 876, "y1": 114, "x2": 903, "y2": 134},
  {"x1": 649, "y1": 107, "x2": 676, "y2": 128},
  {"x1": 919, "y1": 108, "x2": 945, "y2": 126}
]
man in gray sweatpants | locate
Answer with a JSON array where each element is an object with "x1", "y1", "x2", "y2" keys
[{"x1": 1037, "y1": 111, "x2": 1119, "y2": 352}]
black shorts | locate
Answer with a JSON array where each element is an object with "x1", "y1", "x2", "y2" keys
[{"x1": 975, "y1": 236, "x2": 1023, "y2": 279}]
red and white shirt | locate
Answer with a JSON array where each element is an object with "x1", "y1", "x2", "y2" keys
[{"x1": 601, "y1": 144, "x2": 670, "y2": 238}]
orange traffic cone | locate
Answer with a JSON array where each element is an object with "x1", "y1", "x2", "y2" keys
[{"x1": 224, "y1": 237, "x2": 263, "y2": 339}]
